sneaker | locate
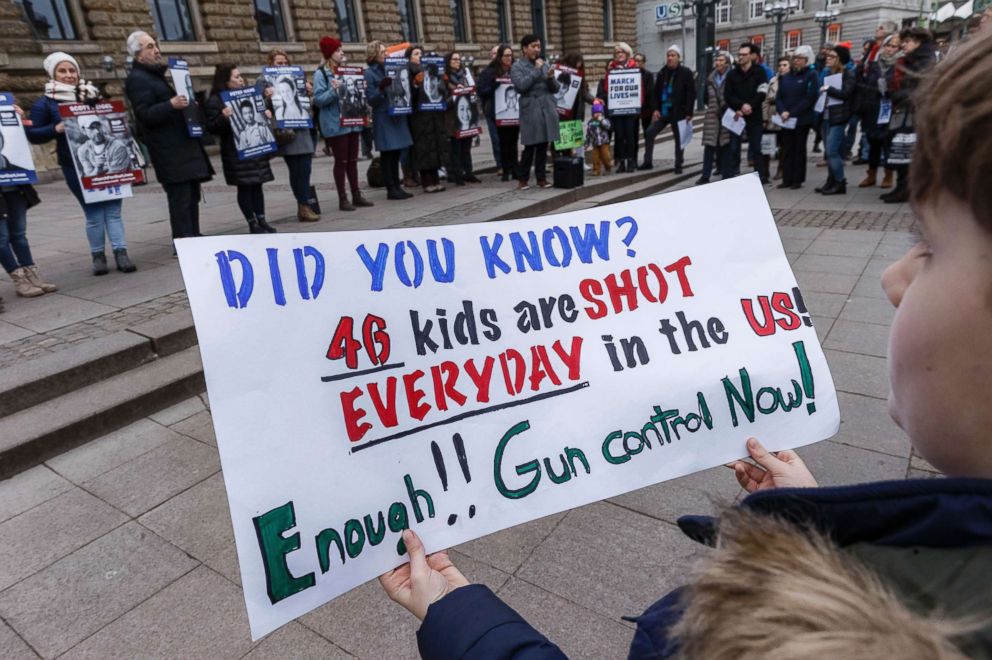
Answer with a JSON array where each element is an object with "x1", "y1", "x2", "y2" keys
[
  {"x1": 536, "y1": 180, "x2": 553, "y2": 189},
  {"x1": 516, "y1": 181, "x2": 530, "y2": 190}
]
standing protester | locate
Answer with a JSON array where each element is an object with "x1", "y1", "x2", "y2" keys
[
  {"x1": 816, "y1": 46, "x2": 856, "y2": 195},
  {"x1": 696, "y1": 51, "x2": 732, "y2": 185},
  {"x1": 478, "y1": 45, "x2": 519, "y2": 182},
  {"x1": 774, "y1": 45, "x2": 819, "y2": 189},
  {"x1": 640, "y1": 45, "x2": 694, "y2": 173},
  {"x1": 125, "y1": 31, "x2": 213, "y2": 241},
  {"x1": 406, "y1": 45, "x2": 448, "y2": 193},
  {"x1": 855, "y1": 34, "x2": 901, "y2": 189},
  {"x1": 27, "y1": 51, "x2": 135, "y2": 275},
  {"x1": 256, "y1": 49, "x2": 319, "y2": 222},
  {"x1": 443, "y1": 51, "x2": 480, "y2": 186},
  {"x1": 598, "y1": 42, "x2": 639, "y2": 173},
  {"x1": 510, "y1": 34, "x2": 560, "y2": 190},
  {"x1": 0, "y1": 104, "x2": 55, "y2": 298},
  {"x1": 478, "y1": 45, "x2": 504, "y2": 176},
  {"x1": 633, "y1": 52, "x2": 654, "y2": 167},
  {"x1": 750, "y1": 43, "x2": 774, "y2": 81},
  {"x1": 204, "y1": 64, "x2": 277, "y2": 233},
  {"x1": 761, "y1": 56, "x2": 788, "y2": 181},
  {"x1": 882, "y1": 27, "x2": 937, "y2": 203},
  {"x1": 724, "y1": 42, "x2": 770, "y2": 183},
  {"x1": 585, "y1": 101, "x2": 613, "y2": 175},
  {"x1": 561, "y1": 54, "x2": 595, "y2": 122},
  {"x1": 313, "y1": 37, "x2": 374, "y2": 211},
  {"x1": 364, "y1": 40, "x2": 414, "y2": 200}
]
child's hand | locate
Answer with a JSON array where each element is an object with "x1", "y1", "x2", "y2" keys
[
  {"x1": 730, "y1": 437, "x2": 817, "y2": 492},
  {"x1": 378, "y1": 529, "x2": 470, "y2": 620}
]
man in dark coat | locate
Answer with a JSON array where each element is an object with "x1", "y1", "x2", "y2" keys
[
  {"x1": 510, "y1": 34, "x2": 560, "y2": 189},
  {"x1": 723, "y1": 42, "x2": 769, "y2": 183},
  {"x1": 639, "y1": 44, "x2": 695, "y2": 173},
  {"x1": 124, "y1": 30, "x2": 213, "y2": 239}
]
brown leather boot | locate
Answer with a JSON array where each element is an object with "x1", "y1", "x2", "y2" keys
[
  {"x1": 858, "y1": 168, "x2": 877, "y2": 188},
  {"x1": 339, "y1": 195, "x2": 355, "y2": 212},
  {"x1": 297, "y1": 203, "x2": 320, "y2": 222},
  {"x1": 880, "y1": 168, "x2": 894, "y2": 188},
  {"x1": 351, "y1": 190, "x2": 375, "y2": 207}
]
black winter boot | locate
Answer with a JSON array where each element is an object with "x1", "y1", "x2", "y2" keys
[
  {"x1": 92, "y1": 251, "x2": 109, "y2": 276},
  {"x1": 113, "y1": 248, "x2": 137, "y2": 273},
  {"x1": 256, "y1": 216, "x2": 278, "y2": 233},
  {"x1": 815, "y1": 174, "x2": 836, "y2": 193},
  {"x1": 248, "y1": 220, "x2": 265, "y2": 234}
]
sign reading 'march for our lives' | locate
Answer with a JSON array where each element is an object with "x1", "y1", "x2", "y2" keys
[{"x1": 176, "y1": 176, "x2": 840, "y2": 640}]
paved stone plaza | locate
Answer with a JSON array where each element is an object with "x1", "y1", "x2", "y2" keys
[{"x1": 0, "y1": 139, "x2": 930, "y2": 659}]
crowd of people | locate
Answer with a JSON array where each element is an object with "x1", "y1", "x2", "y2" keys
[{"x1": 1, "y1": 14, "x2": 988, "y2": 303}]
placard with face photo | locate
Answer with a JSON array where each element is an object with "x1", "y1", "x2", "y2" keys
[
  {"x1": 220, "y1": 87, "x2": 277, "y2": 160},
  {"x1": 417, "y1": 55, "x2": 446, "y2": 111},
  {"x1": 263, "y1": 65, "x2": 313, "y2": 129},
  {"x1": 59, "y1": 100, "x2": 144, "y2": 188},
  {"x1": 552, "y1": 65, "x2": 582, "y2": 118},
  {"x1": 335, "y1": 66, "x2": 369, "y2": 127},
  {"x1": 0, "y1": 92, "x2": 38, "y2": 185},
  {"x1": 452, "y1": 87, "x2": 481, "y2": 139},
  {"x1": 168, "y1": 57, "x2": 204, "y2": 137},
  {"x1": 493, "y1": 77, "x2": 519, "y2": 126},
  {"x1": 385, "y1": 56, "x2": 412, "y2": 116}
]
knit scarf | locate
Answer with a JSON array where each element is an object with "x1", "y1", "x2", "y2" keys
[{"x1": 44, "y1": 79, "x2": 101, "y2": 103}]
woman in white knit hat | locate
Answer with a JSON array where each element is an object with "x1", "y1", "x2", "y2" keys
[{"x1": 26, "y1": 51, "x2": 136, "y2": 276}]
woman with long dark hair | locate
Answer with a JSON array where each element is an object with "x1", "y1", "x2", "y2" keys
[
  {"x1": 477, "y1": 44, "x2": 518, "y2": 181},
  {"x1": 406, "y1": 45, "x2": 448, "y2": 193},
  {"x1": 815, "y1": 46, "x2": 856, "y2": 195},
  {"x1": 443, "y1": 51, "x2": 481, "y2": 186},
  {"x1": 204, "y1": 63, "x2": 277, "y2": 233}
]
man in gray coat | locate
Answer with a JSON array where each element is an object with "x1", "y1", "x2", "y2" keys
[{"x1": 510, "y1": 34, "x2": 560, "y2": 189}]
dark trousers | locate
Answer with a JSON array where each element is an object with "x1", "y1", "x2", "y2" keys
[
  {"x1": 498, "y1": 126, "x2": 519, "y2": 179},
  {"x1": 700, "y1": 144, "x2": 725, "y2": 181},
  {"x1": 161, "y1": 180, "x2": 201, "y2": 239},
  {"x1": 447, "y1": 137, "x2": 474, "y2": 184},
  {"x1": 360, "y1": 127, "x2": 373, "y2": 158},
  {"x1": 236, "y1": 184, "x2": 265, "y2": 222},
  {"x1": 518, "y1": 142, "x2": 548, "y2": 183},
  {"x1": 867, "y1": 136, "x2": 886, "y2": 169},
  {"x1": 612, "y1": 115, "x2": 638, "y2": 162},
  {"x1": 780, "y1": 126, "x2": 810, "y2": 186},
  {"x1": 642, "y1": 117, "x2": 683, "y2": 168},
  {"x1": 326, "y1": 133, "x2": 360, "y2": 198},
  {"x1": 726, "y1": 120, "x2": 767, "y2": 181},
  {"x1": 0, "y1": 189, "x2": 33, "y2": 273},
  {"x1": 380, "y1": 149, "x2": 402, "y2": 189},
  {"x1": 485, "y1": 116, "x2": 502, "y2": 168},
  {"x1": 283, "y1": 153, "x2": 312, "y2": 205}
]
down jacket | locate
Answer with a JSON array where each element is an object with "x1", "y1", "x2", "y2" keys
[{"x1": 203, "y1": 94, "x2": 274, "y2": 187}]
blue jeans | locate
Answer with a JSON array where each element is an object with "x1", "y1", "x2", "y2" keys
[
  {"x1": 61, "y1": 164, "x2": 127, "y2": 252},
  {"x1": 284, "y1": 153, "x2": 313, "y2": 205},
  {"x1": 826, "y1": 124, "x2": 846, "y2": 183},
  {"x1": 485, "y1": 115, "x2": 501, "y2": 169},
  {"x1": 0, "y1": 189, "x2": 34, "y2": 273}
]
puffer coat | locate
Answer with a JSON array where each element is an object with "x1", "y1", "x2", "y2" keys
[{"x1": 204, "y1": 94, "x2": 274, "y2": 187}]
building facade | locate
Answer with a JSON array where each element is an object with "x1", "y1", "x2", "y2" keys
[{"x1": 1, "y1": 0, "x2": 638, "y2": 98}]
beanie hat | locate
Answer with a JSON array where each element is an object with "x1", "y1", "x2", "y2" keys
[
  {"x1": 792, "y1": 45, "x2": 815, "y2": 62},
  {"x1": 833, "y1": 44, "x2": 851, "y2": 65},
  {"x1": 43, "y1": 51, "x2": 79, "y2": 79},
  {"x1": 319, "y1": 36, "x2": 342, "y2": 60},
  {"x1": 667, "y1": 44, "x2": 682, "y2": 58},
  {"x1": 592, "y1": 101, "x2": 604, "y2": 113}
]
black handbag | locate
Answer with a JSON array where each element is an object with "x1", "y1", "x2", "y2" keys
[{"x1": 366, "y1": 156, "x2": 384, "y2": 188}]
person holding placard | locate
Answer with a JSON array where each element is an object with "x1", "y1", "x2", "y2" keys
[
  {"x1": 696, "y1": 51, "x2": 732, "y2": 185},
  {"x1": 204, "y1": 64, "x2": 277, "y2": 234},
  {"x1": 364, "y1": 40, "x2": 414, "y2": 200},
  {"x1": 774, "y1": 45, "x2": 819, "y2": 190},
  {"x1": 724, "y1": 42, "x2": 769, "y2": 183},
  {"x1": 854, "y1": 34, "x2": 901, "y2": 189},
  {"x1": 476, "y1": 45, "x2": 505, "y2": 176},
  {"x1": 815, "y1": 46, "x2": 856, "y2": 195},
  {"x1": 597, "y1": 42, "x2": 640, "y2": 173},
  {"x1": 125, "y1": 31, "x2": 214, "y2": 241},
  {"x1": 406, "y1": 46, "x2": 448, "y2": 193},
  {"x1": 257, "y1": 50, "x2": 319, "y2": 222},
  {"x1": 640, "y1": 45, "x2": 694, "y2": 173},
  {"x1": 27, "y1": 51, "x2": 136, "y2": 275},
  {"x1": 0, "y1": 103, "x2": 55, "y2": 299},
  {"x1": 478, "y1": 45, "x2": 519, "y2": 182},
  {"x1": 313, "y1": 37, "x2": 374, "y2": 211},
  {"x1": 443, "y1": 52, "x2": 481, "y2": 186},
  {"x1": 510, "y1": 34, "x2": 560, "y2": 190}
]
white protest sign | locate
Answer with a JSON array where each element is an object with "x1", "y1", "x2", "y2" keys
[
  {"x1": 606, "y1": 67, "x2": 642, "y2": 116},
  {"x1": 678, "y1": 118, "x2": 693, "y2": 147},
  {"x1": 824, "y1": 73, "x2": 843, "y2": 107},
  {"x1": 176, "y1": 175, "x2": 839, "y2": 640}
]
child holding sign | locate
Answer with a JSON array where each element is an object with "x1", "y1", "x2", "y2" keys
[{"x1": 379, "y1": 32, "x2": 992, "y2": 659}]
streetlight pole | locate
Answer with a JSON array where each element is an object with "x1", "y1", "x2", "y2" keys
[
  {"x1": 815, "y1": 8, "x2": 841, "y2": 50},
  {"x1": 690, "y1": 0, "x2": 719, "y2": 110},
  {"x1": 763, "y1": 0, "x2": 801, "y2": 63}
]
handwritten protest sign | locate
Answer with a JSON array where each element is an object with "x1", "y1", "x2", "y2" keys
[
  {"x1": 168, "y1": 58, "x2": 204, "y2": 137},
  {"x1": 263, "y1": 66, "x2": 312, "y2": 129},
  {"x1": 59, "y1": 101, "x2": 144, "y2": 188},
  {"x1": 554, "y1": 119, "x2": 584, "y2": 150},
  {"x1": 176, "y1": 175, "x2": 839, "y2": 640},
  {"x1": 607, "y1": 67, "x2": 642, "y2": 116},
  {"x1": 0, "y1": 93, "x2": 38, "y2": 185},
  {"x1": 494, "y1": 76, "x2": 519, "y2": 126},
  {"x1": 220, "y1": 87, "x2": 277, "y2": 160},
  {"x1": 552, "y1": 65, "x2": 582, "y2": 117}
]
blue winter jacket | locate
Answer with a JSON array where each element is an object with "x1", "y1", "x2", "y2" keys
[
  {"x1": 26, "y1": 95, "x2": 72, "y2": 167},
  {"x1": 363, "y1": 63, "x2": 413, "y2": 152},
  {"x1": 775, "y1": 67, "x2": 820, "y2": 127}
]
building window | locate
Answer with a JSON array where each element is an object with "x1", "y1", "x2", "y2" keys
[
  {"x1": 397, "y1": 0, "x2": 418, "y2": 41},
  {"x1": 826, "y1": 23, "x2": 841, "y2": 42},
  {"x1": 603, "y1": 0, "x2": 613, "y2": 40},
  {"x1": 751, "y1": 34, "x2": 765, "y2": 49},
  {"x1": 748, "y1": 0, "x2": 763, "y2": 20},
  {"x1": 716, "y1": 0, "x2": 732, "y2": 25},
  {"x1": 786, "y1": 29, "x2": 802, "y2": 49},
  {"x1": 497, "y1": 0, "x2": 511, "y2": 43},
  {"x1": 531, "y1": 0, "x2": 546, "y2": 45},
  {"x1": 15, "y1": 0, "x2": 77, "y2": 40},
  {"x1": 335, "y1": 0, "x2": 360, "y2": 42},
  {"x1": 149, "y1": 0, "x2": 196, "y2": 41},
  {"x1": 450, "y1": 0, "x2": 468, "y2": 42},
  {"x1": 827, "y1": 0, "x2": 842, "y2": 6},
  {"x1": 717, "y1": 38, "x2": 730, "y2": 51},
  {"x1": 254, "y1": 0, "x2": 287, "y2": 41}
]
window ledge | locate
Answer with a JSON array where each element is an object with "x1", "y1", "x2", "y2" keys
[
  {"x1": 40, "y1": 41, "x2": 103, "y2": 54},
  {"x1": 259, "y1": 42, "x2": 306, "y2": 53},
  {"x1": 159, "y1": 41, "x2": 220, "y2": 54}
]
